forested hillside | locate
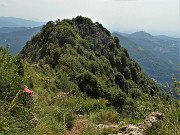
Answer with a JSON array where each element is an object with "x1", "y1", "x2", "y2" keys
[
  {"x1": 1, "y1": 16, "x2": 179, "y2": 135},
  {"x1": 113, "y1": 32, "x2": 179, "y2": 84},
  {"x1": 20, "y1": 16, "x2": 163, "y2": 109}
]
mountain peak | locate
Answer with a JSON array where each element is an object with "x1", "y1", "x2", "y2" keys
[
  {"x1": 20, "y1": 16, "x2": 160, "y2": 103},
  {"x1": 130, "y1": 31, "x2": 153, "y2": 38}
]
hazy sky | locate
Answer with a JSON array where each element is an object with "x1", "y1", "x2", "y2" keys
[{"x1": 0, "y1": 0, "x2": 179, "y2": 37}]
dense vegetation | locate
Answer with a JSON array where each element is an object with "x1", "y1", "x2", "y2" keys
[
  {"x1": 0, "y1": 47, "x2": 33, "y2": 134},
  {"x1": 0, "y1": 16, "x2": 179, "y2": 134},
  {"x1": 19, "y1": 16, "x2": 168, "y2": 116}
]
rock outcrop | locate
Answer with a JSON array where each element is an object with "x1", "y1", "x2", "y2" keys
[{"x1": 118, "y1": 112, "x2": 164, "y2": 135}]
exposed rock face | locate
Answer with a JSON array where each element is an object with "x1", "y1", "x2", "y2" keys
[
  {"x1": 144, "y1": 112, "x2": 164, "y2": 127},
  {"x1": 118, "y1": 112, "x2": 164, "y2": 135},
  {"x1": 118, "y1": 124, "x2": 144, "y2": 135}
]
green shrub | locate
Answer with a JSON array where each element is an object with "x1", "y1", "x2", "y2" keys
[
  {"x1": 81, "y1": 123, "x2": 102, "y2": 135},
  {"x1": 129, "y1": 88, "x2": 142, "y2": 99},
  {"x1": 89, "y1": 109, "x2": 120, "y2": 124},
  {"x1": 77, "y1": 71, "x2": 104, "y2": 98},
  {"x1": 0, "y1": 47, "x2": 22, "y2": 101},
  {"x1": 73, "y1": 97, "x2": 109, "y2": 115},
  {"x1": 0, "y1": 48, "x2": 33, "y2": 134},
  {"x1": 55, "y1": 70, "x2": 79, "y2": 93}
]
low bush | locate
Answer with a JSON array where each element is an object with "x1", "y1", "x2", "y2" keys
[{"x1": 89, "y1": 109, "x2": 120, "y2": 124}]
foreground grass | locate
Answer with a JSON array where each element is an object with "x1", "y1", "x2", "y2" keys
[
  {"x1": 18, "y1": 63, "x2": 180, "y2": 135},
  {"x1": 20, "y1": 63, "x2": 120, "y2": 135}
]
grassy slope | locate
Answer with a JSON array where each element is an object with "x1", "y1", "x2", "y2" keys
[
  {"x1": 22, "y1": 62, "x2": 121, "y2": 135},
  {"x1": 21, "y1": 62, "x2": 180, "y2": 135}
]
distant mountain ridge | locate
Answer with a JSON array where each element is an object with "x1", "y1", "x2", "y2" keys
[
  {"x1": 0, "y1": 26, "x2": 41, "y2": 54},
  {"x1": 0, "y1": 16, "x2": 45, "y2": 27},
  {"x1": 155, "y1": 35, "x2": 180, "y2": 41},
  {"x1": 119, "y1": 31, "x2": 180, "y2": 41},
  {"x1": 0, "y1": 17, "x2": 45, "y2": 54},
  {"x1": 113, "y1": 31, "x2": 180, "y2": 84}
]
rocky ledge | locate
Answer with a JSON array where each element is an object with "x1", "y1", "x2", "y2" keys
[{"x1": 118, "y1": 112, "x2": 164, "y2": 135}]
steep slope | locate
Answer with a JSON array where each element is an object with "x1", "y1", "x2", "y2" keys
[
  {"x1": 0, "y1": 26, "x2": 41, "y2": 54},
  {"x1": 113, "y1": 32, "x2": 179, "y2": 84},
  {"x1": 20, "y1": 16, "x2": 165, "y2": 116}
]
